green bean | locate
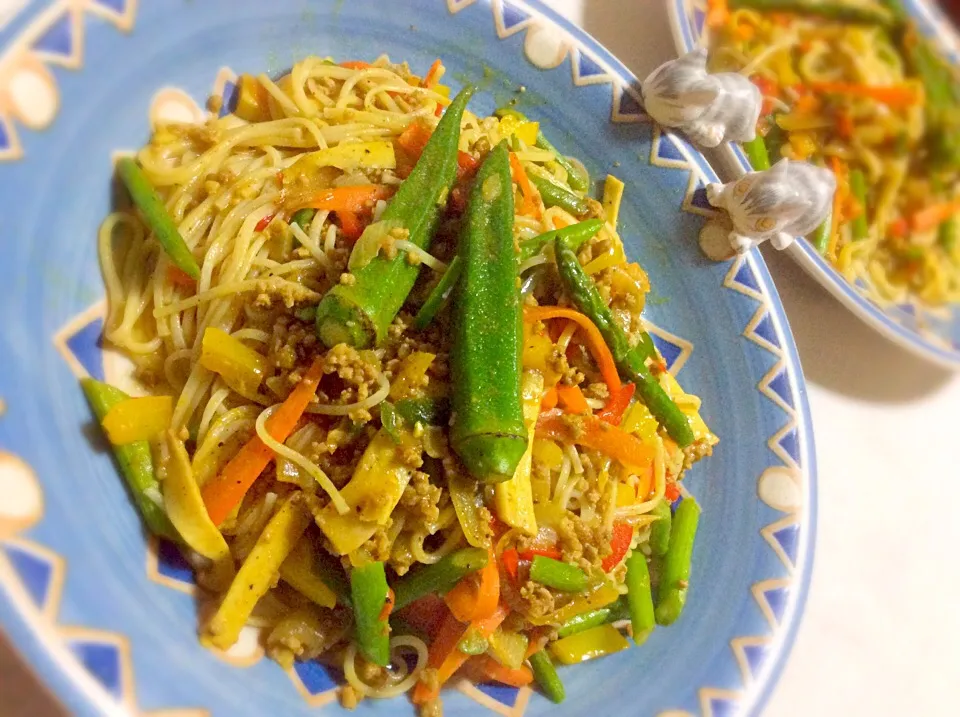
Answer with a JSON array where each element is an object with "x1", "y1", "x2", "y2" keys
[
  {"x1": 350, "y1": 561, "x2": 391, "y2": 665},
  {"x1": 849, "y1": 170, "x2": 868, "y2": 240},
  {"x1": 518, "y1": 219, "x2": 603, "y2": 263},
  {"x1": 809, "y1": 209, "x2": 832, "y2": 255},
  {"x1": 290, "y1": 208, "x2": 317, "y2": 232},
  {"x1": 80, "y1": 378, "x2": 176, "y2": 539},
  {"x1": 495, "y1": 107, "x2": 589, "y2": 191},
  {"x1": 742, "y1": 134, "x2": 770, "y2": 171},
  {"x1": 392, "y1": 547, "x2": 488, "y2": 610},
  {"x1": 529, "y1": 650, "x2": 565, "y2": 703},
  {"x1": 553, "y1": 236, "x2": 695, "y2": 446},
  {"x1": 394, "y1": 397, "x2": 450, "y2": 427},
  {"x1": 450, "y1": 142, "x2": 527, "y2": 481},
  {"x1": 649, "y1": 498, "x2": 673, "y2": 557},
  {"x1": 412, "y1": 255, "x2": 462, "y2": 330},
  {"x1": 116, "y1": 158, "x2": 201, "y2": 280},
  {"x1": 939, "y1": 216, "x2": 958, "y2": 254},
  {"x1": 655, "y1": 498, "x2": 701, "y2": 626},
  {"x1": 625, "y1": 551, "x2": 656, "y2": 645},
  {"x1": 528, "y1": 172, "x2": 589, "y2": 217},
  {"x1": 529, "y1": 555, "x2": 588, "y2": 592},
  {"x1": 763, "y1": 122, "x2": 787, "y2": 160},
  {"x1": 557, "y1": 608, "x2": 612, "y2": 638},
  {"x1": 730, "y1": 0, "x2": 895, "y2": 27},
  {"x1": 314, "y1": 85, "x2": 476, "y2": 349}
]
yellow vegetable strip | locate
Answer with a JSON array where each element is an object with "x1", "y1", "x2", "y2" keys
[
  {"x1": 279, "y1": 538, "x2": 338, "y2": 609},
  {"x1": 200, "y1": 327, "x2": 267, "y2": 396},
  {"x1": 101, "y1": 396, "x2": 173, "y2": 445},
  {"x1": 494, "y1": 370, "x2": 543, "y2": 536}
]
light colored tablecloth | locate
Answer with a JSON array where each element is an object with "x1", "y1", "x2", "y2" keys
[{"x1": 4, "y1": 2, "x2": 960, "y2": 716}]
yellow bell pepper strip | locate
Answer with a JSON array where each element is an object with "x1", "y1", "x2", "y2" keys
[
  {"x1": 529, "y1": 580, "x2": 620, "y2": 626},
  {"x1": 392, "y1": 547, "x2": 489, "y2": 611},
  {"x1": 199, "y1": 327, "x2": 267, "y2": 396},
  {"x1": 350, "y1": 561, "x2": 392, "y2": 666},
  {"x1": 80, "y1": 379, "x2": 175, "y2": 538},
  {"x1": 448, "y1": 469, "x2": 490, "y2": 549},
  {"x1": 487, "y1": 628, "x2": 529, "y2": 670},
  {"x1": 625, "y1": 550, "x2": 655, "y2": 645},
  {"x1": 100, "y1": 395, "x2": 172, "y2": 445},
  {"x1": 529, "y1": 650, "x2": 565, "y2": 703},
  {"x1": 548, "y1": 623, "x2": 630, "y2": 665},
  {"x1": 289, "y1": 184, "x2": 393, "y2": 213},
  {"x1": 389, "y1": 351, "x2": 435, "y2": 400},
  {"x1": 160, "y1": 431, "x2": 233, "y2": 587},
  {"x1": 556, "y1": 608, "x2": 613, "y2": 638},
  {"x1": 655, "y1": 497, "x2": 701, "y2": 626},
  {"x1": 602, "y1": 175, "x2": 625, "y2": 229},
  {"x1": 536, "y1": 409, "x2": 655, "y2": 474},
  {"x1": 498, "y1": 114, "x2": 540, "y2": 147},
  {"x1": 315, "y1": 428, "x2": 418, "y2": 555},
  {"x1": 412, "y1": 603, "x2": 509, "y2": 705},
  {"x1": 284, "y1": 141, "x2": 396, "y2": 178},
  {"x1": 201, "y1": 357, "x2": 323, "y2": 527},
  {"x1": 494, "y1": 107, "x2": 589, "y2": 192},
  {"x1": 278, "y1": 538, "x2": 338, "y2": 609},
  {"x1": 116, "y1": 158, "x2": 201, "y2": 280},
  {"x1": 234, "y1": 73, "x2": 270, "y2": 122},
  {"x1": 494, "y1": 370, "x2": 543, "y2": 536},
  {"x1": 204, "y1": 494, "x2": 312, "y2": 649},
  {"x1": 523, "y1": 306, "x2": 622, "y2": 396}
]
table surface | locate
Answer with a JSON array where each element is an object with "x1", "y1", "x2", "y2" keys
[{"x1": 3, "y1": 1, "x2": 960, "y2": 715}]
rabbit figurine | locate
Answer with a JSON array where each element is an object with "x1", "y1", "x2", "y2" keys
[
  {"x1": 704, "y1": 158, "x2": 836, "y2": 256},
  {"x1": 641, "y1": 48, "x2": 762, "y2": 148}
]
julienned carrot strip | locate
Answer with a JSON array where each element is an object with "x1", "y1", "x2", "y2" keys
[
  {"x1": 826, "y1": 157, "x2": 846, "y2": 261},
  {"x1": 888, "y1": 217, "x2": 909, "y2": 239},
  {"x1": 412, "y1": 604, "x2": 509, "y2": 704},
  {"x1": 910, "y1": 199, "x2": 960, "y2": 233},
  {"x1": 597, "y1": 382, "x2": 635, "y2": 425},
  {"x1": 523, "y1": 306, "x2": 622, "y2": 396},
  {"x1": 202, "y1": 358, "x2": 324, "y2": 526},
  {"x1": 555, "y1": 384, "x2": 589, "y2": 414},
  {"x1": 540, "y1": 386, "x2": 558, "y2": 410},
  {"x1": 444, "y1": 549, "x2": 499, "y2": 621},
  {"x1": 706, "y1": 0, "x2": 729, "y2": 28},
  {"x1": 509, "y1": 153, "x2": 539, "y2": 217},
  {"x1": 398, "y1": 119, "x2": 433, "y2": 159},
  {"x1": 536, "y1": 409, "x2": 655, "y2": 474},
  {"x1": 340, "y1": 60, "x2": 372, "y2": 70},
  {"x1": 473, "y1": 655, "x2": 533, "y2": 687},
  {"x1": 298, "y1": 185, "x2": 392, "y2": 213},
  {"x1": 500, "y1": 548, "x2": 519, "y2": 581},
  {"x1": 423, "y1": 59, "x2": 444, "y2": 88},
  {"x1": 809, "y1": 81, "x2": 921, "y2": 108},
  {"x1": 167, "y1": 265, "x2": 196, "y2": 288}
]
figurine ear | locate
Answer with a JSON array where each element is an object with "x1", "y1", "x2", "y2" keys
[
  {"x1": 682, "y1": 48, "x2": 708, "y2": 68},
  {"x1": 769, "y1": 158, "x2": 790, "y2": 175},
  {"x1": 678, "y1": 83, "x2": 719, "y2": 107}
]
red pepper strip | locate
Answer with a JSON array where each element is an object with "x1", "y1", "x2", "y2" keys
[
  {"x1": 396, "y1": 594, "x2": 449, "y2": 639},
  {"x1": 378, "y1": 588, "x2": 396, "y2": 622},
  {"x1": 255, "y1": 213, "x2": 276, "y2": 233},
  {"x1": 167, "y1": 265, "x2": 196, "y2": 288},
  {"x1": 597, "y1": 383, "x2": 636, "y2": 425},
  {"x1": 337, "y1": 210, "x2": 365, "y2": 242},
  {"x1": 601, "y1": 522, "x2": 634, "y2": 572},
  {"x1": 397, "y1": 119, "x2": 433, "y2": 160},
  {"x1": 536, "y1": 409, "x2": 655, "y2": 474},
  {"x1": 519, "y1": 548, "x2": 562, "y2": 561},
  {"x1": 457, "y1": 150, "x2": 479, "y2": 178},
  {"x1": 500, "y1": 548, "x2": 519, "y2": 581},
  {"x1": 340, "y1": 60, "x2": 372, "y2": 70},
  {"x1": 664, "y1": 483, "x2": 681, "y2": 502}
]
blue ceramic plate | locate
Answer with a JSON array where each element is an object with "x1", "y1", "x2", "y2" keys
[
  {"x1": 668, "y1": 0, "x2": 960, "y2": 368},
  {"x1": 0, "y1": 2, "x2": 815, "y2": 716}
]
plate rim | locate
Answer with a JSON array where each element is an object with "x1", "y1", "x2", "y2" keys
[
  {"x1": 665, "y1": 0, "x2": 960, "y2": 369},
  {"x1": 0, "y1": 1, "x2": 818, "y2": 715}
]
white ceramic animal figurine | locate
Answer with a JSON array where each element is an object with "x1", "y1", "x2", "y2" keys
[
  {"x1": 703, "y1": 158, "x2": 836, "y2": 258},
  {"x1": 641, "y1": 48, "x2": 762, "y2": 147}
]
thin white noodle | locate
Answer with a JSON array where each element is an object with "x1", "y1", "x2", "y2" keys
[
  {"x1": 254, "y1": 405, "x2": 350, "y2": 514},
  {"x1": 518, "y1": 253, "x2": 550, "y2": 275},
  {"x1": 566, "y1": 443, "x2": 583, "y2": 475},
  {"x1": 306, "y1": 369, "x2": 390, "y2": 416},
  {"x1": 343, "y1": 635, "x2": 429, "y2": 698},
  {"x1": 392, "y1": 240, "x2": 448, "y2": 272},
  {"x1": 290, "y1": 222, "x2": 332, "y2": 267}
]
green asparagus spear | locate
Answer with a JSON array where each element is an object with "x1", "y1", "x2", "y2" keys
[
  {"x1": 392, "y1": 547, "x2": 488, "y2": 610},
  {"x1": 529, "y1": 556, "x2": 588, "y2": 592},
  {"x1": 648, "y1": 498, "x2": 673, "y2": 557},
  {"x1": 494, "y1": 107, "x2": 589, "y2": 191},
  {"x1": 528, "y1": 172, "x2": 590, "y2": 217},
  {"x1": 742, "y1": 134, "x2": 770, "y2": 171},
  {"x1": 314, "y1": 85, "x2": 476, "y2": 348},
  {"x1": 655, "y1": 497, "x2": 701, "y2": 626},
  {"x1": 518, "y1": 219, "x2": 603, "y2": 263},
  {"x1": 625, "y1": 551, "x2": 656, "y2": 644},
  {"x1": 849, "y1": 170, "x2": 868, "y2": 241},
  {"x1": 350, "y1": 561, "x2": 391, "y2": 666},
  {"x1": 529, "y1": 650, "x2": 565, "y2": 703}
]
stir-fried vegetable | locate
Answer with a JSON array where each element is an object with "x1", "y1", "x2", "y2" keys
[
  {"x1": 494, "y1": 107, "x2": 590, "y2": 191},
  {"x1": 536, "y1": 410, "x2": 655, "y2": 474},
  {"x1": 743, "y1": 134, "x2": 771, "y2": 171},
  {"x1": 529, "y1": 555, "x2": 588, "y2": 592},
  {"x1": 493, "y1": 370, "x2": 543, "y2": 536},
  {"x1": 445, "y1": 552, "x2": 500, "y2": 621},
  {"x1": 116, "y1": 158, "x2": 201, "y2": 280},
  {"x1": 80, "y1": 379, "x2": 175, "y2": 538},
  {"x1": 548, "y1": 624, "x2": 630, "y2": 665},
  {"x1": 412, "y1": 256, "x2": 462, "y2": 329},
  {"x1": 729, "y1": 0, "x2": 896, "y2": 27},
  {"x1": 279, "y1": 539, "x2": 338, "y2": 609},
  {"x1": 314, "y1": 85, "x2": 475, "y2": 349},
  {"x1": 655, "y1": 497, "x2": 701, "y2": 626},
  {"x1": 200, "y1": 327, "x2": 267, "y2": 396},
  {"x1": 528, "y1": 172, "x2": 589, "y2": 216},
  {"x1": 350, "y1": 561, "x2": 392, "y2": 666},
  {"x1": 648, "y1": 498, "x2": 673, "y2": 557},
  {"x1": 529, "y1": 650, "x2": 566, "y2": 703},
  {"x1": 518, "y1": 219, "x2": 603, "y2": 262},
  {"x1": 392, "y1": 547, "x2": 489, "y2": 610},
  {"x1": 99, "y1": 395, "x2": 172, "y2": 445},
  {"x1": 625, "y1": 551, "x2": 656, "y2": 645},
  {"x1": 450, "y1": 141, "x2": 527, "y2": 482}
]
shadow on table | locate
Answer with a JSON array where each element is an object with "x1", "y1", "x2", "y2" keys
[
  {"x1": 0, "y1": 637, "x2": 65, "y2": 717},
  {"x1": 759, "y1": 244, "x2": 953, "y2": 403},
  {"x1": 579, "y1": 0, "x2": 676, "y2": 77}
]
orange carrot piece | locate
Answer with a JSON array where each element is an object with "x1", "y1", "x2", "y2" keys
[
  {"x1": 397, "y1": 119, "x2": 434, "y2": 159},
  {"x1": 413, "y1": 605, "x2": 509, "y2": 704},
  {"x1": 523, "y1": 306, "x2": 622, "y2": 395},
  {"x1": 201, "y1": 358, "x2": 324, "y2": 526},
  {"x1": 474, "y1": 655, "x2": 533, "y2": 687},
  {"x1": 536, "y1": 409, "x2": 655, "y2": 474},
  {"x1": 888, "y1": 217, "x2": 909, "y2": 239},
  {"x1": 336, "y1": 210, "x2": 365, "y2": 242},
  {"x1": 836, "y1": 110, "x2": 854, "y2": 140},
  {"x1": 540, "y1": 386, "x2": 558, "y2": 411},
  {"x1": 809, "y1": 81, "x2": 921, "y2": 108},
  {"x1": 340, "y1": 60, "x2": 372, "y2": 70},
  {"x1": 423, "y1": 59, "x2": 443, "y2": 88},
  {"x1": 445, "y1": 550, "x2": 500, "y2": 622},
  {"x1": 706, "y1": 0, "x2": 730, "y2": 28},
  {"x1": 500, "y1": 548, "x2": 519, "y2": 582},
  {"x1": 555, "y1": 384, "x2": 589, "y2": 414},
  {"x1": 509, "y1": 152, "x2": 539, "y2": 217},
  {"x1": 910, "y1": 199, "x2": 960, "y2": 233},
  {"x1": 296, "y1": 184, "x2": 392, "y2": 213}
]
